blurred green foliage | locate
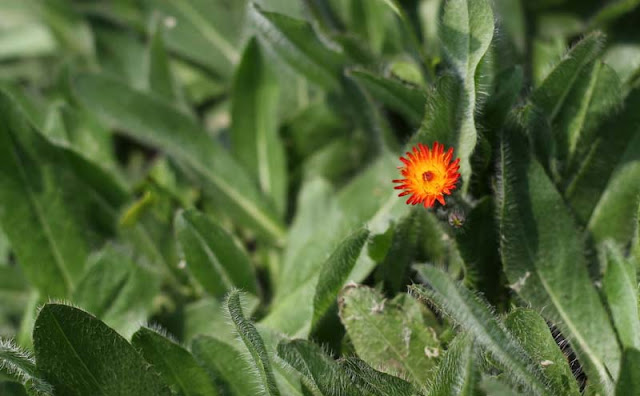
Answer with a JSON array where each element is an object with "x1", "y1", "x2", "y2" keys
[{"x1": 0, "y1": 0, "x2": 640, "y2": 395}]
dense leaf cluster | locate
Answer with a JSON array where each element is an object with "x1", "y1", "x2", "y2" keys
[{"x1": 0, "y1": 0, "x2": 639, "y2": 395}]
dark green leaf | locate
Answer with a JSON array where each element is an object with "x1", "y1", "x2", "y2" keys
[
  {"x1": 175, "y1": 210, "x2": 258, "y2": 297},
  {"x1": 232, "y1": 38, "x2": 286, "y2": 215},
  {"x1": 73, "y1": 74, "x2": 286, "y2": 242},
  {"x1": 411, "y1": 266, "x2": 551, "y2": 395},
  {"x1": 312, "y1": 228, "x2": 369, "y2": 328},
  {"x1": 587, "y1": 130, "x2": 640, "y2": 245},
  {"x1": 340, "y1": 357, "x2": 417, "y2": 396},
  {"x1": 349, "y1": 69, "x2": 425, "y2": 125},
  {"x1": 530, "y1": 33, "x2": 604, "y2": 123},
  {"x1": 615, "y1": 348, "x2": 640, "y2": 395},
  {"x1": 601, "y1": 242, "x2": 640, "y2": 350},
  {"x1": 149, "y1": 0, "x2": 245, "y2": 78},
  {"x1": 504, "y1": 309, "x2": 580, "y2": 395},
  {"x1": 226, "y1": 290, "x2": 280, "y2": 396},
  {"x1": 277, "y1": 339, "x2": 365, "y2": 396},
  {"x1": 132, "y1": 327, "x2": 218, "y2": 396},
  {"x1": 33, "y1": 304, "x2": 170, "y2": 396},
  {"x1": 497, "y1": 127, "x2": 620, "y2": 392},
  {"x1": 250, "y1": 5, "x2": 346, "y2": 90}
]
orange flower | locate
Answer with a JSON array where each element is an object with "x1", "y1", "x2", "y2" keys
[{"x1": 393, "y1": 142, "x2": 460, "y2": 208}]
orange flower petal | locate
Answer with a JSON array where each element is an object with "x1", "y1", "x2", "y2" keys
[{"x1": 392, "y1": 142, "x2": 461, "y2": 208}]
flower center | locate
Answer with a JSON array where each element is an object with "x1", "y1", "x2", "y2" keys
[{"x1": 422, "y1": 171, "x2": 434, "y2": 182}]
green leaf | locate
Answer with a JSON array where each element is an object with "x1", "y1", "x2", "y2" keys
[
  {"x1": 183, "y1": 295, "x2": 259, "y2": 344},
  {"x1": 0, "y1": 91, "x2": 96, "y2": 297},
  {"x1": 497, "y1": 127, "x2": 621, "y2": 392},
  {"x1": 175, "y1": 209, "x2": 258, "y2": 297},
  {"x1": 73, "y1": 74, "x2": 285, "y2": 243},
  {"x1": 530, "y1": 33, "x2": 604, "y2": 123},
  {"x1": 226, "y1": 290, "x2": 281, "y2": 396},
  {"x1": 556, "y1": 61, "x2": 622, "y2": 176},
  {"x1": 338, "y1": 286, "x2": 439, "y2": 391},
  {"x1": 249, "y1": 5, "x2": 346, "y2": 90},
  {"x1": 479, "y1": 376, "x2": 524, "y2": 396},
  {"x1": 277, "y1": 339, "x2": 365, "y2": 396},
  {"x1": 132, "y1": 327, "x2": 218, "y2": 396},
  {"x1": 410, "y1": 266, "x2": 551, "y2": 396},
  {"x1": 149, "y1": 0, "x2": 245, "y2": 77},
  {"x1": 312, "y1": 228, "x2": 369, "y2": 328},
  {"x1": 615, "y1": 348, "x2": 640, "y2": 395},
  {"x1": 340, "y1": 357, "x2": 417, "y2": 396},
  {"x1": 587, "y1": 130, "x2": 640, "y2": 245},
  {"x1": 427, "y1": 334, "x2": 478, "y2": 396},
  {"x1": 504, "y1": 309, "x2": 581, "y2": 395},
  {"x1": 589, "y1": 0, "x2": 640, "y2": 28},
  {"x1": 601, "y1": 242, "x2": 640, "y2": 350},
  {"x1": 376, "y1": 210, "x2": 423, "y2": 294},
  {"x1": 438, "y1": 0, "x2": 494, "y2": 188},
  {"x1": 33, "y1": 304, "x2": 170, "y2": 396},
  {"x1": 232, "y1": 38, "x2": 286, "y2": 216},
  {"x1": 349, "y1": 68, "x2": 425, "y2": 125},
  {"x1": 191, "y1": 336, "x2": 256, "y2": 396},
  {"x1": 72, "y1": 247, "x2": 161, "y2": 339},
  {"x1": 145, "y1": 21, "x2": 183, "y2": 106},
  {"x1": 564, "y1": 89, "x2": 640, "y2": 225},
  {"x1": 0, "y1": 339, "x2": 52, "y2": 396}
]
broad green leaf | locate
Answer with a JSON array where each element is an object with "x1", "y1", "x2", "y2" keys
[
  {"x1": 482, "y1": 66, "x2": 524, "y2": 133},
  {"x1": 616, "y1": 348, "x2": 640, "y2": 395},
  {"x1": 340, "y1": 357, "x2": 417, "y2": 396},
  {"x1": 149, "y1": 0, "x2": 245, "y2": 77},
  {"x1": 587, "y1": 130, "x2": 640, "y2": 245},
  {"x1": 132, "y1": 327, "x2": 218, "y2": 396},
  {"x1": 498, "y1": 127, "x2": 620, "y2": 392},
  {"x1": 312, "y1": 228, "x2": 369, "y2": 328},
  {"x1": 72, "y1": 247, "x2": 160, "y2": 339},
  {"x1": 175, "y1": 209, "x2": 257, "y2": 297},
  {"x1": 427, "y1": 334, "x2": 478, "y2": 396},
  {"x1": 601, "y1": 242, "x2": 640, "y2": 350},
  {"x1": 73, "y1": 74, "x2": 286, "y2": 242},
  {"x1": 192, "y1": 336, "x2": 256, "y2": 396},
  {"x1": 557, "y1": 61, "x2": 622, "y2": 175},
  {"x1": 349, "y1": 68, "x2": 426, "y2": 125},
  {"x1": 33, "y1": 304, "x2": 170, "y2": 396},
  {"x1": 504, "y1": 309, "x2": 580, "y2": 395},
  {"x1": 438, "y1": 0, "x2": 494, "y2": 188},
  {"x1": 565, "y1": 89, "x2": 640, "y2": 225},
  {"x1": 530, "y1": 33, "x2": 604, "y2": 123},
  {"x1": 226, "y1": 290, "x2": 280, "y2": 396},
  {"x1": 0, "y1": 339, "x2": 52, "y2": 396},
  {"x1": 249, "y1": 5, "x2": 346, "y2": 90},
  {"x1": 277, "y1": 339, "x2": 365, "y2": 396},
  {"x1": 411, "y1": 266, "x2": 551, "y2": 396},
  {"x1": 338, "y1": 286, "x2": 439, "y2": 390},
  {"x1": 633, "y1": 203, "x2": 640, "y2": 267},
  {"x1": 0, "y1": 91, "x2": 97, "y2": 297},
  {"x1": 232, "y1": 38, "x2": 286, "y2": 215}
]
